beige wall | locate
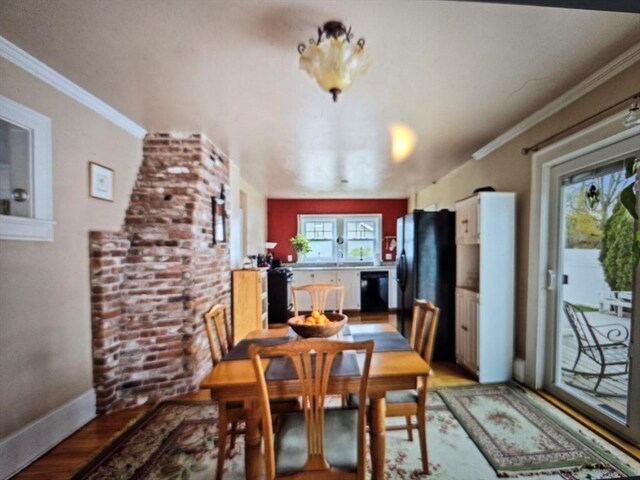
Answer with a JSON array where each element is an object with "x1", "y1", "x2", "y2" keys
[
  {"x1": 0, "y1": 58, "x2": 142, "y2": 437},
  {"x1": 229, "y1": 162, "x2": 268, "y2": 268},
  {"x1": 414, "y1": 61, "x2": 640, "y2": 359},
  {"x1": 240, "y1": 177, "x2": 268, "y2": 257}
]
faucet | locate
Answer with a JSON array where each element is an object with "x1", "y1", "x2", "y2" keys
[
  {"x1": 337, "y1": 249, "x2": 344, "y2": 266},
  {"x1": 359, "y1": 247, "x2": 363, "y2": 261}
]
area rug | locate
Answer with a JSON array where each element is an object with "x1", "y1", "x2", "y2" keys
[
  {"x1": 437, "y1": 383, "x2": 637, "y2": 477},
  {"x1": 71, "y1": 392, "x2": 639, "y2": 480}
]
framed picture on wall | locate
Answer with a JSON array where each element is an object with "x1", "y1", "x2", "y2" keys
[
  {"x1": 89, "y1": 162, "x2": 114, "y2": 201},
  {"x1": 211, "y1": 195, "x2": 227, "y2": 244}
]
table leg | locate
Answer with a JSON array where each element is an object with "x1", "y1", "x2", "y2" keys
[
  {"x1": 369, "y1": 393, "x2": 386, "y2": 480},
  {"x1": 244, "y1": 399, "x2": 262, "y2": 480}
]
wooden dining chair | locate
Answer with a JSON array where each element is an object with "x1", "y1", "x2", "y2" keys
[
  {"x1": 249, "y1": 338, "x2": 374, "y2": 480},
  {"x1": 388, "y1": 300, "x2": 439, "y2": 473},
  {"x1": 291, "y1": 283, "x2": 345, "y2": 315},
  {"x1": 203, "y1": 304, "x2": 243, "y2": 480},
  {"x1": 348, "y1": 299, "x2": 438, "y2": 474}
]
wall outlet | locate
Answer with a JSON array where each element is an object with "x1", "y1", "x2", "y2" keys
[
  {"x1": 385, "y1": 253, "x2": 392, "y2": 260},
  {"x1": 287, "y1": 255, "x2": 293, "y2": 262}
]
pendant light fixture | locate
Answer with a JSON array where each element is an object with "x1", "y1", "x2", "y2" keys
[{"x1": 298, "y1": 21, "x2": 371, "y2": 102}]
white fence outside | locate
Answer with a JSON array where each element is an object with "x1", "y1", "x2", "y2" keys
[{"x1": 561, "y1": 248, "x2": 610, "y2": 308}]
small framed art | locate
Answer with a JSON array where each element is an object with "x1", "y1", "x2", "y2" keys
[
  {"x1": 89, "y1": 162, "x2": 114, "y2": 201},
  {"x1": 211, "y1": 195, "x2": 227, "y2": 244}
]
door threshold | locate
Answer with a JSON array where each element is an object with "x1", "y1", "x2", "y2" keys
[{"x1": 537, "y1": 389, "x2": 639, "y2": 461}]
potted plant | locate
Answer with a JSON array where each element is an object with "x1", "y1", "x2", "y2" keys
[{"x1": 289, "y1": 233, "x2": 311, "y2": 262}]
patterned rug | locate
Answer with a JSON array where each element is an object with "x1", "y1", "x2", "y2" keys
[
  {"x1": 71, "y1": 390, "x2": 639, "y2": 480},
  {"x1": 438, "y1": 384, "x2": 637, "y2": 477}
]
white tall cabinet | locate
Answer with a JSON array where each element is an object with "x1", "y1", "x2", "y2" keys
[{"x1": 455, "y1": 192, "x2": 515, "y2": 383}]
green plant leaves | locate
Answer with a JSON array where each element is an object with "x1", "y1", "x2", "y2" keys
[{"x1": 620, "y1": 184, "x2": 638, "y2": 220}]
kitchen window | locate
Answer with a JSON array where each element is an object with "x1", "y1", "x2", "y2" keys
[
  {"x1": 302, "y1": 217, "x2": 337, "y2": 262},
  {"x1": 344, "y1": 218, "x2": 378, "y2": 262},
  {"x1": 298, "y1": 214, "x2": 381, "y2": 263}
]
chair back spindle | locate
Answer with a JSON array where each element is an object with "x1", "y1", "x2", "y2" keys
[
  {"x1": 249, "y1": 339, "x2": 374, "y2": 479},
  {"x1": 204, "y1": 304, "x2": 232, "y2": 364},
  {"x1": 291, "y1": 284, "x2": 346, "y2": 316},
  {"x1": 409, "y1": 300, "x2": 440, "y2": 365}
]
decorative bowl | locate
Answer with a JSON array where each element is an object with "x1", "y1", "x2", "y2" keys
[{"x1": 287, "y1": 312, "x2": 348, "y2": 338}]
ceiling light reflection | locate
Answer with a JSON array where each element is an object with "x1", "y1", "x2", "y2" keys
[{"x1": 389, "y1": 123, "x2": 417, "y2": 163}]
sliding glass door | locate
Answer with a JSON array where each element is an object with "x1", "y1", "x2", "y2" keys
[{"x1": 544, "y1": 135, "x2": 639, "y2": 445}]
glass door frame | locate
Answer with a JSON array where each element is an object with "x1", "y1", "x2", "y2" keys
[
  {"x1": 524, "y1": 110, "x2": 640, "y2": 447},
  {"x1": 544, "y1": 139, "x2": 639, "y2": 444}
]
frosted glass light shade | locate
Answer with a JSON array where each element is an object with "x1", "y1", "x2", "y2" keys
[{"x1": 299, "y1": 38, "x2": 371, "y2": 100}]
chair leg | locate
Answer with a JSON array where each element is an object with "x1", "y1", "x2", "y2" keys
[
  {"x1": 417, "y1": 407, "x2": 429, "y2": 473},
  {"x1": 570, "y1": 350, "x2": 582, "y2": 372},
  {"x1": 216, "y1": 404, "x2": 229, "y2": 480},
  {"x1": 229, "y1": 421, "x2": 238, "y2": 453},
  {"x1": 594, "y1": 364, "x2": 606, "y2": 393},
  {"x1": 405, "y1": 416, "x2": 413, "y2": 441}
]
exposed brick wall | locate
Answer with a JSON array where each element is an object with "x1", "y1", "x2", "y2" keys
[{"x1": 90, "y1": 133, "x2": 230, "y2": 413}]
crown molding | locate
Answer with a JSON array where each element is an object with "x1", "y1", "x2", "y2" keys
[
  {"x1": 472, "y1": 41, "x2": 640, "y2": 160},
  {"x1": 0, "y1": 36, "x2": 147, "y2": 139}
]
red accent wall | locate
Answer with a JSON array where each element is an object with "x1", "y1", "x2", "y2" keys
[{"x1": 267, "y1": 199, "x2": 408, "y2": 262}]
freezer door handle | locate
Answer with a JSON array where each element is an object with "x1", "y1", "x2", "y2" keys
[{"x1": 397, "y1": 252, "x2": 408, "y2": 290}]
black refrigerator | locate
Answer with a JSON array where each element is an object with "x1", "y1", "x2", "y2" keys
[{"x1": 396, "y1": 210, "x2": 456, "y2": 361}]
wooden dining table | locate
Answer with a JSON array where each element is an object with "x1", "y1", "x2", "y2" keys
[{"x1": 200, "y1": 322, "x2": 430, "y2": 480}]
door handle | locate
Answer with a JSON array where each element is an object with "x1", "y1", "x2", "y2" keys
[{"x1": 546, "y1": 269, "x2": 556, "y2": 291}]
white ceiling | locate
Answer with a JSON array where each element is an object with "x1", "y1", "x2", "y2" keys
[{"x1": 1, "y1": 1, "x2": 639, "y2": 198}]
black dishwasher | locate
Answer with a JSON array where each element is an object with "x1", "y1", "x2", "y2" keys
[{"x1": 360, "y1": 271, "x2": 389, "y2": 312}]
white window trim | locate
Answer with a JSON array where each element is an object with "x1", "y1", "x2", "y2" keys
[
  {"x1": 343, "y1": 215, "x2": 382, "y2": 262},
  {"x1": 299, "y1": 215, "x2": 338, "y2": 262},
  {"x1": 0, "y1": 95, "x2": 54, "y2": 241},
  {"x1": 297, "y1": 213, "x2": 382, "y2": 264}
]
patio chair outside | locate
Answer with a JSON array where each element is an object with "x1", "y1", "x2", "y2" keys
[{"x1": 562, "y1": 301, "x2": 630, "y2": 394}]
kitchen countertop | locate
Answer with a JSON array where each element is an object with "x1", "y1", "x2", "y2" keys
[{"x1": 286, "y1": 263, "x2": 397, "y2": 271}]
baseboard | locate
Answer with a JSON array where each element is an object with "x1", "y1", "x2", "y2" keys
[
  {"x1": 513, "y1": 357, "x2": 526, "y2": 384},
  {"x1": 0, "y1": 389, "x2": 96, "y2": 479}
]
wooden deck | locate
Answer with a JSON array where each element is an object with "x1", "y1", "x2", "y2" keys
[{"x1": 559, "y1": 311, "x2": 629, "y2": 422}]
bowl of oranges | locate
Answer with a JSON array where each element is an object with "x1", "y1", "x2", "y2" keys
[{"x1": 288, "y1": 310, "x2": 347, "y2": 338}]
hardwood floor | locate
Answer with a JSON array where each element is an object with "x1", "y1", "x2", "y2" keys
[
  {"x1": 13, "y1": 364, "x2": 475, "y2": 480},
  {"x1": 11, "y1": 313, "x2": 637, "y2": 478}
]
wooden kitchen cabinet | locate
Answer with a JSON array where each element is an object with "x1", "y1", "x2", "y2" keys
[
  {"x1": 455, "y1": 192, "x2": 515, "y2": 383},
  {"x1": 232, "y1": 269, "x2": 268, "y2": 343}
]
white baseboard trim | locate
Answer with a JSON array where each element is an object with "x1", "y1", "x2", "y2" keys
[
  {"x1": 513, "y1": 357, "x2": 526, "y2": 385},
  {"x1": 0, "y1": 389, "x2": 96, "y2": 479}
]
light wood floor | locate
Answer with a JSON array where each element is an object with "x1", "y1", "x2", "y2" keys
[{"x1": 11, "y1": 312, "x2": 637, "y2": 478}]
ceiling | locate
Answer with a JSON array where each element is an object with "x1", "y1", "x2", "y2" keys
[{"x1": 1, "y1": 1, "x2": 639, "y2": 198}]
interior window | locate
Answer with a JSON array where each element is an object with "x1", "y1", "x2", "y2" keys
[
  {"x1": 0, "y1": 96, "x2": 54, "y2": 241},
  {"x1": 0, "y1": 119, "x2": 32, "y2": 217}
]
